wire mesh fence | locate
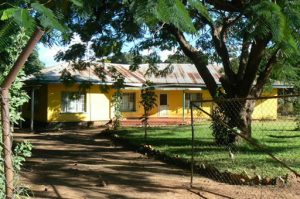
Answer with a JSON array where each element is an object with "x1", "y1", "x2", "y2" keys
[{"x1": 190, "y1": 94, "x2": 300, "y2": 198}]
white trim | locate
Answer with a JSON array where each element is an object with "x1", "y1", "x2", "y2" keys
[{"x1": 123, "y1": 87, "x2": 203, "y2": 91}]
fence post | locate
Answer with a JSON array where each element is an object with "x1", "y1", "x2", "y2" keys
[
  {"x1": 0, "y1": 27, "x2": 44, "y2": 199},
  {"x1": 190, "y1": 101, "x2": 195, "y2": 187},
  {"x1": 0, "y1": 89, "x2": 14, "y2": 198}
]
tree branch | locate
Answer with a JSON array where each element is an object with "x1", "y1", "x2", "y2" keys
[
  {"x1": 205, "y1": 0, "x2": 245, "y2": 12},
  {"x1": 237, "y1": 33, "x2": 250, "y2": 81},
  {"x1": 211, "y1": 23, "x2": 236, "y2": 85},
  {"x1": 165, "y1": 25, "x2": 219, "y2": 97},
  {"x1": 207, "y1": 14, "x2": 242, "y2": 94},
  {"x1": 238, "y1": 36, "x2": 270, "y2": 97},
  {"x1": 252, "y1": 48, "x2": 280, "y2": 96}
]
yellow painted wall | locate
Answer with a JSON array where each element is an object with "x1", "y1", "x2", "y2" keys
[
  {"x1": 119, "y1": 89, "x2": 211, "y2": 119},
  {"x1": 183, "y1": 90, "x2": 212, "y2": 120},
  {"x1": 252, "y1": 89, "x2": 278, "y2": 120},
  {"x1": 47, "y1": 84, "x2": 110, "y2": 122},
  {"x1": 23, "y1": 84, "x2": 278, "y2": 123},
  {"x1": 119, "y1": 88, "x2": 278, "y2": 120}
]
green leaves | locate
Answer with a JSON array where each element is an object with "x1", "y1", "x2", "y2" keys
[
  {"x1": 0, "y1": 1, "x2": 79, "y2": 37},
  {"x1": 156, "y1": 0, "x2": 196, "y2": 33},
  {"x1": 1, "y1": 7, "x2": 35, "y2": 31},
  {"x1": 128, "y1": 0, "x2": 197, "y2": 33},
  {"x1": 31, "y1": 2, "x2": 68, "y2": 33},
  {"x1": 248, "y1": 1, "x2": 293, "y2": 44},
  {"x1": 187, "y1": 0, "x2": 211, "y2": 23},
  {"x1": 128, "y1": 0, "x2": 212, "y2": 33},
  {"x1": 244, "y1": 0, "x2": 299, "y2": 68},
  {"x1": 14, "y1": 8, "x2": 35, "y2": 31},
  {"x1": 70, "y1": 0, "x2": 84, "y2": 7},
  {"x1": 1, "y1": 8, "x2": 19, "y2": 20},
  {"x1": 13, "y1": 141, "x2": 33, "y2": 171}
]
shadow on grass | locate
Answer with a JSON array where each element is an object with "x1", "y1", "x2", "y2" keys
[
  {"x1": 114, "y1": 127, "x2": 300, "y2": 178},
  {"x1": 118, "y1": 131, "x2": 300, "y2": 155},
  {"x1": 268, "y1": 134, "x2": 300, "y2": 139}
]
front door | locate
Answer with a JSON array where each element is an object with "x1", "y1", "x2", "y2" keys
[{"x1": 159, "y1": 94, "x2": 168, "y2": 117}]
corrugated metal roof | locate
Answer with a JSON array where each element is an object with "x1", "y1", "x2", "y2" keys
[
  {"x1": 25, "y1": 63, "x2": 222, "y2": 87},
  {"x1": 24, "y1": 62, "x2": 288, "y2": 88}
]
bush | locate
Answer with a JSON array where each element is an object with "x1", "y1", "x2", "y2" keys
[
  {"x1": 211, "y1": 107, "x2": 235, "y2": 145},
  {"x1": 0, "y1": 29, "x2": 32, "y2": 198},
  {"x1": 0, "y1": 135, "x2": 32, "y2": 198}
]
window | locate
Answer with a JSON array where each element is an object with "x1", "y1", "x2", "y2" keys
[
  {"x1": 160, "y1": 94, "x2": 168, "y2": 106},
  {"x1": 121, "y1": 93, "x2": 136, "y2": 112},
  {"x1": 61, "y1": 92, "x2": 86, "y2": 113},
  {"x1": 185, "y1": 93, "x2": 202, "y2": 108}
]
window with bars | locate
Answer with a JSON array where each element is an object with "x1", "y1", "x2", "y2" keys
[
  {"x1": 185, "y1": 93, "x2": 202, "y2": 108},
  {"x1": 61, "y1": 92, "x2": 86, "y2": 113},
  {"x1": 121, "y1": 93, "x2": 136, "y2": 112}
]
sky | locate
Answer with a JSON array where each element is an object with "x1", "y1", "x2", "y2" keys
[
  {"x1": 38, "y1": 43, "x2": 66, "y2": 67},
  {"x1": 37, "y1": 40, "x2": 176, "y2": 67}
]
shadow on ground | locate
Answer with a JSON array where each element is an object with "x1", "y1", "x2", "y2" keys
[
  {"x1": 15, "y1": 128, "x2": 199, "y2": 199},
  {"x1": 14, "y1": 128, "x2": 300, "y2": 199}
]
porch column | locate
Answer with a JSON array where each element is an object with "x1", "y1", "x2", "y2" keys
[
  {"x1": 182, "y1": 91, "x2": 185, "y2": 123},
  {"x1": 30, "y1": 88, "x2": 35, "y2": 131},
  {"x1": 19, "y1": 106, "x2": 23, "y2": 129}
]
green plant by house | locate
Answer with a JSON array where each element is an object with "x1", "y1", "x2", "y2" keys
[
  {"x1": 140, "y1": 81, "x2": 157, "y2": 140},
  {"x1": 112, "y1": 91, "x2": 122, "y2": 130},
  {"x1": 110, "y1": 67, "x2": 125, "y2": 130},
  {"x1": 211, "y1": 107, "x2": 234, "y2": 145}
]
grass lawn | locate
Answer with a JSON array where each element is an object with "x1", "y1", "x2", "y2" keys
[{"x1": 115, "y1": 120, "x2": 300, "y2": 178}]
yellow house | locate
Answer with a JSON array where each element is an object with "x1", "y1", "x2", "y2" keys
[{"x1": 22, "y1": 63, "x2": 281, "y2": 129}]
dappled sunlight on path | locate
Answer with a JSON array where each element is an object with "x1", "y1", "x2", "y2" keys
[
  {"x1": 15, "y1": 129, "x2": 199, "y2": 199},
  {"x1": 14, "y1": 128, "x2": 300, "y2": 199}
]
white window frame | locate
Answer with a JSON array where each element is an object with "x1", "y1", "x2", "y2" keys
[
  {"x1": 185, "y1": 93, "x2": 202, "y2": 108},
  {"x1": 121, "y1": 93, "x2": 136, "y2": 112},
  {"x1": 61, "y1": 92, "x2": 86, "y2": 113}
]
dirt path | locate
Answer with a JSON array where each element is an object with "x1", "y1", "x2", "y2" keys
[{"x1": 15, "y1": 128, "x2": 300, "y2": 199}]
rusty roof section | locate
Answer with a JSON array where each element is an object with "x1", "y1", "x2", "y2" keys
[
  {"x1": 25, "y1": 62, "x2": 290, "y2": 88},
  {"x1": 25, "y1": 62, "x2": 223, "y2": 87}
]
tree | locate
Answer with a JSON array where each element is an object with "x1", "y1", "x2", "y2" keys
[
  {"x1": 164, "y1": 51, "x2": 192, "y2": 63},
  {"x1": 0, "y1": 1, "x2": 80, "y2": 197},
  {"x1": 48, "y1": 1, "x2": 299, "y2": 143},
  {"x1": 110, "y1": 67, "x2": 125, "y2": 130},
  {"x1": 0, "y1": 31, "x2": 44, "y2": 75},
  {"x1": 107, "y1": 52, "x2": 136, "y2": 64},
  {"x1": 127, "y1": 0, "x2": 300, "y2": 142},
  {"x1": 140, "y1": 81, "x2": 157, "y2": 140},
  {"x1": 23, "y1": 49, "x2": 45, "y2": 75},
  {"x1": 107, "y1": 52, "x2": 162, "y2": 65},
  {"x1": 0, "y1": 29, "x2": 32, "y2": 199}
]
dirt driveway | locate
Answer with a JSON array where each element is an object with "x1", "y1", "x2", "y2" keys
[{"x1": 15, "y1": 128, "x2": 299, "y2": 199}]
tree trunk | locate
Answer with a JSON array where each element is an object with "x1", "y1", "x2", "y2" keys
[
  {"x1": 236, "y1": 99, "x2": 256, "y2": 140},
  {"x1": 144, "y1": 111, "x2": 148, "y2": 141},
  {"x1": 216, "y1": 98, "x2": 256, "y2": 144}
]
